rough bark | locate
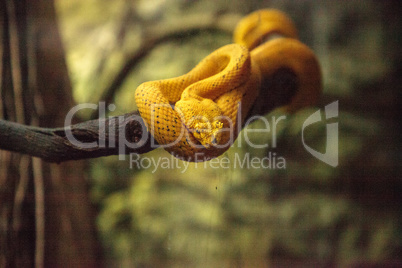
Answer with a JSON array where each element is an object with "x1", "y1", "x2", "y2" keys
[{"x1": 0, "y1": 112, "x2": 154, "y2": 163}]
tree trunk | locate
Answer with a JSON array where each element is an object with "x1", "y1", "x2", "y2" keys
[{"x1": 0, "y1": 0, "x2": 101, "y2": 266}]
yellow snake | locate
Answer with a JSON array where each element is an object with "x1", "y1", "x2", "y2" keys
[{"x1": 135, "y1": 9, "x2": 321, "y2": 162}]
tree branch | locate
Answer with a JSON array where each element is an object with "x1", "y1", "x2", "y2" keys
[
  {"x1": 0, "y1": 111, "x2": 155, "y2": 163},
  {"x1": 0, "y1": 67, "x2": 300, "y2": 163}
]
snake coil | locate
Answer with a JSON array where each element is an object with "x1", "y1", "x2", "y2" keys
[{"x1": 135, "y1": 9, "x2": 321, "y2": 162}]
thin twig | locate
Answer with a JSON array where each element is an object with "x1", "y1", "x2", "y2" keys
[
  {"x1": 33, "y1": 157, "x2": 45, "y2": 268},
  {"x1": 6, "y1": 0, "x2": 25, "y2": 124}
]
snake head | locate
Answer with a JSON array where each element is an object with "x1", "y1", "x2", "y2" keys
[
  {"x1": 193, "y1": 120, "x2": 224, "y2": 148},
  {"x1": 175, "y1": 98, "x2": 227, "y2": 149}
]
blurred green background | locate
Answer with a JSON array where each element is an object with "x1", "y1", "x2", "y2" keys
[{"x1": 55, "y1": 0, "x2": 400, "y2": 266}]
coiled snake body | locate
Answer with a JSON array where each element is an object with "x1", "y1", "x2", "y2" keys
[{"x1": 135, "y1": 9, "x2": 321, "y2": 162}]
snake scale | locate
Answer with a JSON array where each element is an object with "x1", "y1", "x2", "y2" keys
[{"x1": 135, "y1": 9, "x2": 321, "y2": 162}]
